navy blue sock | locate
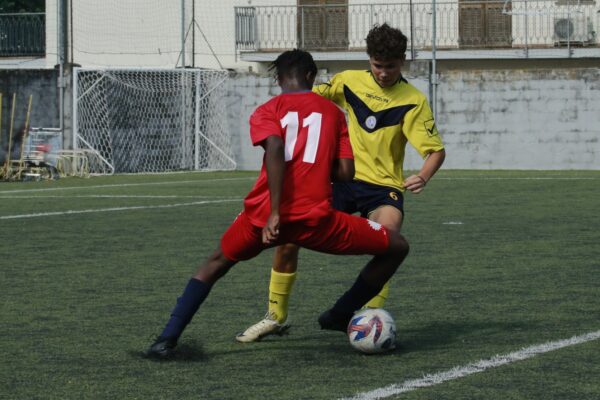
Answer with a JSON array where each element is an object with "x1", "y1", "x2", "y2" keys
[
  {"x1": 330, "y1": 274, "x2": 381, "y2": 320},
  {"x1": 159, "y1": 278, "x2": 211, "y2": 341}
]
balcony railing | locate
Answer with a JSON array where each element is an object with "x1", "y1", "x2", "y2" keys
[
  {"x1": 235, "y1": 1, "x2": 599, "y2": 55},
  {"x1": 0, "y1": 13, "x2": 45, "y2": 57}
]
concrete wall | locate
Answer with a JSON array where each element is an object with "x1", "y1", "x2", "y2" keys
[
  {"x1": 438, "y1": 68, "x2": 600, "y2": 170},
  {"x1": 1, "y1": 64, "x2": 598, "y2": 171},
  {"x1": 0, "y1": 69, "x2": 59, "y2": 161},
  {"x1": 228, "y1": 64, "x2": 600, "y2": 171},
  {"x1": 225, "y1": 74, "x2": 278, "y2": 170}
]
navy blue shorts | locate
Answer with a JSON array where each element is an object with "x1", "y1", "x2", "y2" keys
[{"x1": 332, "y1": 180, "x2": 404, "y2": 218}]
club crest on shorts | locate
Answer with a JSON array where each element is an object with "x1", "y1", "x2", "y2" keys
[
  {"x1": 365, "y1": 115, "x2": 377, "y2": 130},
  {"x1": 368, "y1": 220, "x2": 383, "y2": 231}
]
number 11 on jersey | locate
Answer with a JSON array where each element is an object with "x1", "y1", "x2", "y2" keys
[{"x1": 280, "y1": 111, "x2": 322, "y2": 164}]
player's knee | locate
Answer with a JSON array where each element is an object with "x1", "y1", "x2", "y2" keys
[
  {"x1": 193, "y1": 248, "x2": 236, "y2": 284},
  {"x1": 274, "y1": 243, "x2": 300, "y2": 272},
  {"x1": 387, "y1": 232, "x2": 409, "y2": 261},
  {"x1": 278, "y1": 243, "x2": 300, "y2": 258}
]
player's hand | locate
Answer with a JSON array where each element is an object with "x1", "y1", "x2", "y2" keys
[
  {"x1": 402, "y1": 174, "x2": 427, "y2": 194},
  {"x1": 262, "y1": 213, "x2": 280, "y2": 244}
]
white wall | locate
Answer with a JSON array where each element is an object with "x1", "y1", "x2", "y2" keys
[
  {"x1": 43, "y1": 1, "x2": 600, "y2": 70},
  {"x1": 44, "y1": 0, "x2": 294, "y2": 70},
  {"x1": 196, "y1": 0, "x2": 293, "y2": 70},
  {"x1": 44, "y1": 0, "x2": 58, "y2": 68}
]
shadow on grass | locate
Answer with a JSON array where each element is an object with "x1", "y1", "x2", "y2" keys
[
  {"x1": 240, "y1": 330, "x2": 403, "y2": 357},
  {"x1": 398, "y1": 320, "x2": 538, "y2": 353},
  {"x1": 131, "y1": 339, "x2": 209, "y2": 363},
  {"x1": 130, "y1": 320, "x2": 532, "y2": 361},
  {"x1": 131, "y1": 337, "x2": 297, "y2": 362}
]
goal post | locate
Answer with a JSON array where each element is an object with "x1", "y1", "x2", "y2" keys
[{"x1": 73, "y1": 67, "x2": 236, "y2": 174}]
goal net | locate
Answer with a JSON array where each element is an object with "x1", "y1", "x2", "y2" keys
[
  {"x1": 70, "y1": 0, "x2": 192, "y2": 68},
  {"x1": 73, "y1": 68, "x2": 235, "y2": 174}
]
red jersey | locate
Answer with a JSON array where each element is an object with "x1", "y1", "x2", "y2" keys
[{"x1": 244, "y1": 91, "x2": 353, "y2": 227}]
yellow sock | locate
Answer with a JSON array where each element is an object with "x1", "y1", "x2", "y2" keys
[
  {"x1": 268, "y1": 269, "x2": 297, "y2": 323},
  {"x1": 364, "y1": 280, "x2": 390, "y2": 309}
]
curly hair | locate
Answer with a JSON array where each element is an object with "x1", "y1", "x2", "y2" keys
[
  {"x1": 269, "y1": 49, "x2": 317, "y2": 87},
  {"x1": 366, "y1": 23, "x2": 408, "y2": 60}
]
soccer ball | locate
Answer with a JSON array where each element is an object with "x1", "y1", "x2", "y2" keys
[{"x1": 347, "y1": 308, "x2": 396, "y2": 354}]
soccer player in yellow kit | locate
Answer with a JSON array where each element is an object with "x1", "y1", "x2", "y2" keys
[{"x1": 236, "y1": 23, "x2": 446, "y2": 342}]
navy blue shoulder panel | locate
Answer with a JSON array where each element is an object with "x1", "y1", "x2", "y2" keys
[{"x1": 343, "y1": 84, "x2": 417, "y2": 133}]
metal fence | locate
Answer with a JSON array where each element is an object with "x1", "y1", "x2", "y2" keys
[
  {"x1": 234, "y1": 1, "x2": 599, "y2": 53},
  {"x1": 0, "y1": 13, "x2": 45, "y2": 57}
]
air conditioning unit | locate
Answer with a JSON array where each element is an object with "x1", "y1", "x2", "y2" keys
[{"x1": 553, "y1": 16, "x2": 593, "y2": 45}]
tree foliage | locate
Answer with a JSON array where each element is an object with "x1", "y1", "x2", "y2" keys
[{"x1": 0, "y1": 0, "x2": 45, "y2": 13}]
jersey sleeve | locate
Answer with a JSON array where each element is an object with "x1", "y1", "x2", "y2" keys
[
  {"x1": 402, "y1": 97, "x2": 445, "y2": 158},
  {"x1": 336, "y1": 110, "x2": 353, "y2": 159},
  {"x1": 249, "y1": 102, "x2": 282, "y2": 146},
  {"x1": 313, "y1": 72, "x2": 347, "y2": 107}
]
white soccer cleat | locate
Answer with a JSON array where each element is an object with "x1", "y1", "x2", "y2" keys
[{"x1": 235, "y1": 313, "x2": 290, "y2": 343}]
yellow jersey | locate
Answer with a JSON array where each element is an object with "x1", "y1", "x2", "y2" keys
[{"x1": 314, "y1": 70, "x2": 444, "y2": 191}]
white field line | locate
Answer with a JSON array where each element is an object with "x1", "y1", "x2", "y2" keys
[
  {"x1": 342, "y1": 329, "x2": 600, "y2": 400},
  {"x1": 0, "y1": 199, "x2": 242, "y2": 220},
  {"x1": 0, "y1": 195, "x2": 222, "y2": 199},
  {"x1": 0, "y1": 176, "x2": 255, "y2": 194},
  {"x1": 435, "y1": 177, "x2": 598, "y2": 180},
  {"x1": 0, "y1": 175, "x2": 597, "y2": 195}
]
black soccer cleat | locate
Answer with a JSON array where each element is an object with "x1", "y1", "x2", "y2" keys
[
  {"x1": 144, "y1": 336, "x2": 177, "y2": 359},
  {"x1": 318, "y1": 309, "x2": 351, "y2": 333}
]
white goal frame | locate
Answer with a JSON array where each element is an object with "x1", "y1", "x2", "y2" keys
[{"x1": 73, "y1": 67, "x2": 236, "y2": 175}]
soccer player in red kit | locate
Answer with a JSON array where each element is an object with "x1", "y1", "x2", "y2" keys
[{"x1": 145, "y1": 49, "x2": 409, "y2": 358}]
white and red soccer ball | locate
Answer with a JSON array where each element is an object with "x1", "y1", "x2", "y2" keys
[{"x1": 347, "y1": 308, "x2": 396, "y2": 354}]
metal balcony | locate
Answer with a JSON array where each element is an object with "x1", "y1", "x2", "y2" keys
[
  {"x1": 0, "y1": 13, "x2": 45, "y2": 57},
  {"x1": 235, "y1": 1, "x2": 600, "y2": 61}
]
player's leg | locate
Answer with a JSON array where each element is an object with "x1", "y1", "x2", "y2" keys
[
  {"x1": 146, "y1": 212, "x2": 263, "y2": 357},
  {"x1": 319, "y1": 230, "x2": 409, "y2": 331},
  {"x1": 296, "y1": 211, "x2": 409, "y2": 331},
  {"x1": 268, "y1": 243, "x2": 299, "y2": 323},
  {"x1": 364, "y1": 282, "x2": 390, "y2": 308},
  {"x1": 333, "y1": 180, "x2": 398, "y2": 309},
  {"x1": 364, "y1": 204, "x2": 404, "y2": 308},
  {"x1": 236, "y1": 182, "x2": 360, "y2": 343},
  {"x1": 145, "y1": 248, "x2": 237, "y2": 358},
  {"x1": 235, "y1": 243, "x2": 299, "y2": 342}
]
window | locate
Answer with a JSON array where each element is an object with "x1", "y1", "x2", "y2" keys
[
  {"x1": 459, "y1": 0, "x2": 512, "y2": 48},
  {"x1": 298, "y1": 0, "x2": 348, "y2": 50}
]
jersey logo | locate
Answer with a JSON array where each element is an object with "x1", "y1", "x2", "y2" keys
[
  {"x1": 343, "y1": 85, "x2": 417, "y2": 133},
  {"x1": 424, "y1": 118, "x2": 438, "y2": 137},
  {"x1": 365, "y1": 116, "x2": 377, "y2": 130},
  {"x1": 368, "y1": 220, "x2": 383, "y2": 231},
  {"x1": 365, "y1": 92, "x2": 390, "y2": 103}
]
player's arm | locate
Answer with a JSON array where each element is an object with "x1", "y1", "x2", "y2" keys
[
  {"x1": 331, "y1": 109, "x2": 354, "y2": 182},
  {"x1": 332, "y1": 158, "x2": 354, "y2": 182},
  {"x1": 403, "y1": 149, "x2": 445, "y2": 194},
  {"x1": 313, "y1": 73, "x2": 345, "y2": 105},
  {"x1": 263, "y1": 135, "x2": 285, "y2": 244},
  {"x1": 402, "y1": 97, "x2": 446, "y2": 194}
]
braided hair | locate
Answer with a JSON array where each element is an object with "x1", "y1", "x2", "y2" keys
[{"x1": 269, "y1": 49, "x2": 317, "y2": 88}]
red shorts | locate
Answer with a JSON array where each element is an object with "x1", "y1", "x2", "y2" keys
[{"x1": 220, "y1": 210, "x2": 389, "y2": 261}]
